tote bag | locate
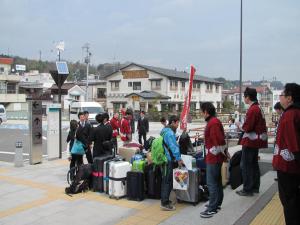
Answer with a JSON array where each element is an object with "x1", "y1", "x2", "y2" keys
[{"x1": 71, "y1": 139, "x2": 85, "y2": 155}]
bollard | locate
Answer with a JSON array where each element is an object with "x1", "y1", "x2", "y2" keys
[{"x1": 14, "y1": 141, "x2": 24, "y2": 167}]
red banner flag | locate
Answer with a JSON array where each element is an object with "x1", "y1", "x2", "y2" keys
[{"x1": 180, "y1": 65, "x2": 196, "y2": 130}]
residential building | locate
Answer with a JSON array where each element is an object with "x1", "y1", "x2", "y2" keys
[
  {"x1": 222, "y1": 86, "x2": 273, "y2": 113},
  {"x1": 103, "y1": 63, "x2": 222, "y2": 113},
  {"x1": 0, "y1": 57, "x2": 26, "y2": 109}
]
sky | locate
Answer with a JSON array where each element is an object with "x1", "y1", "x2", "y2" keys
[{"x1": 0, "y1": 0, "x2": 299, "y2": 83}]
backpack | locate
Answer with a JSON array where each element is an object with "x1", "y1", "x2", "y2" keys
[
  {"x1": 65, "y1": 164, "x2": 92, "y2": 195},
  {"x1": 151, "y1": 134, "x2": 167, "y2": 166}
]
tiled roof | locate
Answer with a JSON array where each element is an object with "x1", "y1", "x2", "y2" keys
[
  {"x1": 103, "y1": 62, "x2": 222, "y2": 84},
  {"x1": 125, "y1": 90, "x2": 170, "y2": 99},
  {"x1": 0, "y1": 57, "x2": 13, "y2": 65}
]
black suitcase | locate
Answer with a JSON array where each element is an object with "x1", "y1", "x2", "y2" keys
[
  {"x1": 229, "y1": 165, "x2": 243, "y2": 189},
  {"x1": 92, "y1": 154, "x2": 113, "y2": 192},
  {"x1": 145, "y1": 165, "x2": 162, "y2": 199},
  {"x1": 229, "y1": 150, "x2": 243, "y2": 190},
  {"x1": 127, "y1": 171, "x2": 145, "y2": 201}
]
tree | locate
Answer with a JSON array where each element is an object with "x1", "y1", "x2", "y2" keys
[{"x1": 222, "y1": 100, "x2": 235, "y2": 113}]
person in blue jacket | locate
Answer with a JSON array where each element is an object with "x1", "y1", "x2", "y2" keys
[{"x1": 160, "y1": 115, "x2": 184, "y2": 211}]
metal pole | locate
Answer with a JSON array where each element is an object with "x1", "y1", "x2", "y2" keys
[
  {"x1": 239, "y1": 0, "x2": 243, "y2": 122},
  {"x1": 58, "y1": 51, "x2": 62, "y2": 159},
  {"x1": 86, "y1": 60, "x2": 89, "y2": 101}
]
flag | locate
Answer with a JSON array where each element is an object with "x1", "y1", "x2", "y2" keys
[{"x1": 180, "y1": 65, "x2": 196, "y2": 130}]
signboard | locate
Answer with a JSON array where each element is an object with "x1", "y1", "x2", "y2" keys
[
  {"x1": 122, "y1": 70, "x2": 149, "y2": 79},
  {"x1": 47, "y1": 104, "x2": 60, "y2": 159},
  {"x1": 29, "y1": 100, "x2": 43, "y2": 164},
  {"x1": 16, "y1": 64, "x2": 26, "y2": 71}
]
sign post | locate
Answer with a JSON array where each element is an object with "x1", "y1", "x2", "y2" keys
[
  {"x1": 47, "y1": 104, "x2": 61, "y2": 159},
  {"x1": 29, "y1": 100, "x2": 43, "y2": 164},
  {"x1": 50, "y1": 61, "x2": 69, "y2": 159}
]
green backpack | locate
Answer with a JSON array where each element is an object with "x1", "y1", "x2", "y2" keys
[{"x1": 151, "y1": 133, "x2": 167, "y2": 166}]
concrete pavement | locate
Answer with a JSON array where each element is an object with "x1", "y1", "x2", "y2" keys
[{"x1": 0, "y1": 144, "x2": 284, "y2": 225}]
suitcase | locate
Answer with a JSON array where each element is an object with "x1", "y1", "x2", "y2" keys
[
  {"x1": 127, "y1": 171, "x2": 145, "y2": 201},
  {"x1": 229, "y1": 165, "x2": 243, "y2": 189},
  {"x1": 195, "y1": 154, "x2": 206, "y2": 185},
  {"x1": 132, "y1": 159, "x2": 146, "y2": 172},
  {"x1": 175, "y1": 168, "x2": 200, "y2": 205},
  {"x1": 103, "y1": 156, "x2": 124, "y2": 194},
  {"x1": 145, "y1": 164, "x2": 161, "y2": 199},
  {"x1": 109, "y1": 161, "x2": 131, "y2": 199},
  {"x1": 229, "y1": 150, "x2": 243, "y2": 189},
  {"x1": 118, "y1": 146, "x2": 140, "y2": 162},
  {"x1": 92, "y1": 154, "x2": 113, "y2": 192}
]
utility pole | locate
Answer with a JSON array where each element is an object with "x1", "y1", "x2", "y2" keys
[
  {"x1": 82, "y1": 43, "x2": 91, "y2": 101},
  {"x1": 239, "y1": 0, "x2": 243, "y2": 122}
]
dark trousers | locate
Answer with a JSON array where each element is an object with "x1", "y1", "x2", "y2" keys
[
  {"x1": 138, "y1": 133, "x2": 147, "y2": 146},
  {"x1": 277, "y1": 171, "x2": 300, "y2": 225},
  {"x1": 240, "y1": 146, "x2": 260, "y2": 193},
  {"x1": 112, "y1": 137, "x2": 118, "y2": 155},
  {"x1": 85, "y1": 147, "x2": 93, "y2": 164},
  {"x1": 206, "y1": 163, "x2": 224, "y2": 211},
  {"x1": 70, "y1": 154, "x2": 83, "y2": 169},
  {"x1": 161, "y1": 161, "x2": 173, "y2": 205}
]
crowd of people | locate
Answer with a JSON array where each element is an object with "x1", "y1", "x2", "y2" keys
[{"x1": 66, "y1": 83, "x2": 299, "y2": 224}]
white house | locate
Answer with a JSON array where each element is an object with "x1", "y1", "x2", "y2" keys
[{"x1": 104, "y1": 63, "x2": 222, "y2": 113}]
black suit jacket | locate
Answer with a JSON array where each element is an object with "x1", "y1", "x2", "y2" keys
[
  {"x1": 90, "y1": 123, "x2": 113, "y2": 157},
  {"x1": 76, "y1": 121, "x2": 92, "y2": 148},
  {"x1": 137, "y1": 117, "x2": 149, "y2": 135}
]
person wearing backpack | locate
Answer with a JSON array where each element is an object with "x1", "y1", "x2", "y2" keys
[
  {"x1": 67, "y1": 119, "x2": 83, "y2": 170},
  {"x1": 199, "y1": 102, "x2": 227, "y2": 218},
  {"x1": 160, "y1": 115, "x2": 184, "y2": 211}
]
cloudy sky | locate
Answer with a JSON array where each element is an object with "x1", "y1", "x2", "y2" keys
[{"x1": 0, "y1": 0, "x2": 299, "y2": 83}]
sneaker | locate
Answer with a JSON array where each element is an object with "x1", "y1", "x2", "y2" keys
[
  {"x1": 160, "y1": 204, "x2": 176, "y2": 211},
  {"x1": 205, "y1": 204, "x2": 221, "y2": 211},
  {"x1": 200, "y1": 209, "x2": 217, "y2": 218},
  {"x1": 236, "y1": 190, "x2": 254, "y2": 196}
]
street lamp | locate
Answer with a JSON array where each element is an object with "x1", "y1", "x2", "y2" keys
[{"x1": 239, "y1": 0, "x2": 243, "y2": 121}]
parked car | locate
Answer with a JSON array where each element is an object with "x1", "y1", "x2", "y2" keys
[{"x1": 0, "y1": 104, "x2": 7, "y2": 125}]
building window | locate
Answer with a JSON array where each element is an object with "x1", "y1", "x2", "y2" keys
[
  {"x1": 128, "y1": 82, "x2": 132, "y2": 87},
  {"x1": 182, "y1": 81, "x2": 185, "y2": 90},
  {"x1": 133, "y1": 82, "x2": 141, "y2": 90},
  {"x1": 170, "y1": 80, "x2": 178, "y2": 90},
  {"x1": 97, "y1": 88, "x2": 106, "y2": 98},
  {"x1": 111, "y1": 81, "x2": 120, "y2": 91},
  {"x1": 216, "y1": 85, "x2": 219, "y2": 93},
  {"x1": 193, "y1": 82, "x2": 200, "y2": 90},
  {"x1": 0, "y1": 67, "x2": 4, "y2": 74},
  {"x1": 7, "y1": 83, "x2": 16, "y2": 94},
  {"x1": 151, "y1": 80, "x2": 161, "y2": 90},
  {"x1": 206, "y1": 83, "x2": 213, "y2": 92},
  {"x1": 0, "y1": 81, "x2": 6, "y2": 94}
]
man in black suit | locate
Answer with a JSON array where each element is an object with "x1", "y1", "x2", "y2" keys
[
  {"x1": 76, "y1": 112, "x2": 93, "y2": 163},
  {"x1": 90, "y1": 113, "x2": 113, "y2": 158},
  {"x1": 137, "y1": 111, "x2": 149, "y2": 146}
]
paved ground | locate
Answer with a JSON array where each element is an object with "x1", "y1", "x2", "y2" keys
[{"x1": 0, "y1": 120, "x2": 285, "y2": 225}]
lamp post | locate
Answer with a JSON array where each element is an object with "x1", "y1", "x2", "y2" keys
[{"x1": 239, "y1": 0, "x2": 243, "y2": 122}]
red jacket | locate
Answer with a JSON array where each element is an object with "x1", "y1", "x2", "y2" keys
[
  {"x1": 204, "y1": 116, "x2": 226, "y2": 164},
  {"x1": 120, "y1": 117, "x2": 131, "y2": 141},
  {"x1": 110, "y1": 117, "x2": 120, "y2": 138},
  {"x1": 240, "y1": 102, "x2": 267, "y2": 148},
  {"x1": 272, "y1": 105, "x2": 300, "y2": 174}
]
